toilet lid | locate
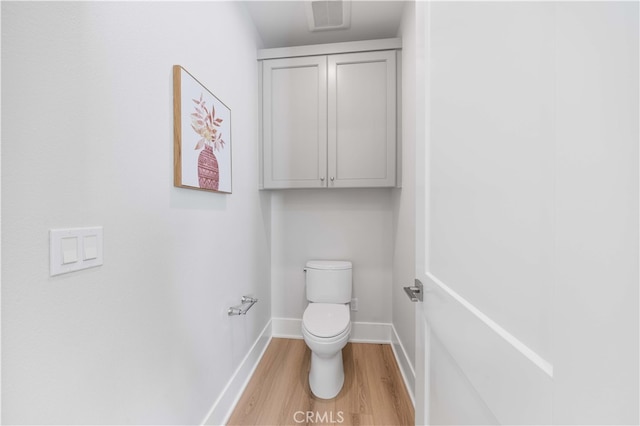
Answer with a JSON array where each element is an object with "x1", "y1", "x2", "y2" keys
[{"x1": 303, "y1": 303, "x2": 350, "y2": 338}]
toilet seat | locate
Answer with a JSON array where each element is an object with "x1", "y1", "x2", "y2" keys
[{"x1": 302, "y1": 303, "x2": 350, "y2": 338}]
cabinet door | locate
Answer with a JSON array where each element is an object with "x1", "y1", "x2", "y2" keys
[
  {"x1": 263, "y1": 56, "x2": 328, "y2": 189},
  {"x1": 327, "y1": 50, "x2": 396, "y2": 188}
]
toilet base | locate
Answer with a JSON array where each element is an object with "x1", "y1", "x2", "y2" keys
[{"x1": 308, "y1": 350, "x2": 344, "y2": 399}]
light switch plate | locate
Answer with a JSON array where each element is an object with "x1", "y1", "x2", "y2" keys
[{"x1": 50, "y1": 227, "x2": 103, "y2": 276}]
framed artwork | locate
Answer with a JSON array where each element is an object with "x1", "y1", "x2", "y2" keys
[{"x1": 173, "y1": 65, "x2": 232, "y2": 193}]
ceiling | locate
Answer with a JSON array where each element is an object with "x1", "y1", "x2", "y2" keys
[{"x1": 243, "y1": 1, "x2": 408, "y2": 49}]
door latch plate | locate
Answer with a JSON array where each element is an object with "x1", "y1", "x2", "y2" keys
[{"x1": 403, "y1": 279, "x2": 424, "y2": 302}]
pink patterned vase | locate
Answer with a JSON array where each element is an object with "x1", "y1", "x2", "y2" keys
[{"x1": 197, "y1": 145, "x2": 219, "y2": 190}]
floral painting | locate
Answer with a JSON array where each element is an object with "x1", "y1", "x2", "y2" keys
[{"x1": 173, "y1": 65, "x2": 231, "y2": 193}]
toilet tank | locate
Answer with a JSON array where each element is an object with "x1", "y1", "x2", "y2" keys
[{"x1": 305, "y1": 260, "x2": 352, "y2": 303}]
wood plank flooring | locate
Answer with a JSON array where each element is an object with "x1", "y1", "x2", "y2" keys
[{"x1": 227, "y1": 338, "x2": 414, "y2": 426}]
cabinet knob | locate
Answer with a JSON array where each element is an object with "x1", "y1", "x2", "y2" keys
[
  {"x1": 320, "y1": 177, "x2": 325, "y2": 182},
  {"x1": 330, "y1": 177, "x2": 335, "y2": 182}
]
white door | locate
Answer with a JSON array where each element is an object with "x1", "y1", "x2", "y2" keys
[{"x1": 414, "y1": 2, "x2": 638, "y2": 425}]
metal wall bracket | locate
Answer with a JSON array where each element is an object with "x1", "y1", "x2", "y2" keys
[
  {"x1": 228, "y1": 296, "x2": 258, "y2": 316},
  {"x1": 403, "y1": 279, "x2": 424, "y2": 302}
]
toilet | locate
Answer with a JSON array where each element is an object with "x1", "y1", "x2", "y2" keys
[{"x1": 302, "y1": 260, "x2": 352, "y2": 399}]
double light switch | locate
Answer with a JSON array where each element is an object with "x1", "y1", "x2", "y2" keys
[{"x1": 50, "y1": 227, "x2": 103, "y2": 276}]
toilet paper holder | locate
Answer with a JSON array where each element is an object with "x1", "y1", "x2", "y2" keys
[{"x1": 228, "y1": 296, "x2": 258, "y2": 316}]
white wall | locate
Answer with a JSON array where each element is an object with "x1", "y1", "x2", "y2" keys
[
  {"x1": 2, "y1": 2, "x2": 270, "y2": 424},
  {"x1": 271, "y1": 189, "x2": 393, "y2": 325},
  {"x1": 391, "y1": 0, "x2": 417, "y2": 390}
]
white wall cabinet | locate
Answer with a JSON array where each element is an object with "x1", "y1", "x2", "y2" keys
[{"x1": 261, "y1": 49, "x2": 397, "y2": 189}]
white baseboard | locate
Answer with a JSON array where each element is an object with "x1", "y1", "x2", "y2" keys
[
  {"x1": 391, "y1": 324, "x2": 416, "y2": 406},
  {"x1": 201, "y1": 320, "x2": 272, "y2": 426},
  {"x1": 271, "y1": 317, "x2": 393, "y2": 343},
  {"x1": 349, "y1": 321, "x2": 393, "y2": 343},
  {"x1": 270, "y1": 317, "x2": 302, "y2": 339}
]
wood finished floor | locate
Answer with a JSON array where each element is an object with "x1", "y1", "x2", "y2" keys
[{"x1": 227, "y1": 338, "x2": 414, "y2": 426}]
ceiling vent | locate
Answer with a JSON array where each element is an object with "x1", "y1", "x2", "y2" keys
[{"x1": 306, "y1": 0, "x2": 351, "y2": 32}]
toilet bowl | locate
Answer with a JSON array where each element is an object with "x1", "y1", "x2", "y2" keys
[{"x1": 302, "y1": 302, "x2": 351, "y2": 399}]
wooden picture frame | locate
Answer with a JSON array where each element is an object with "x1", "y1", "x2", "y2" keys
[{"x1": 173, "y1": 65, "x2": 232, "y2": 193}]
